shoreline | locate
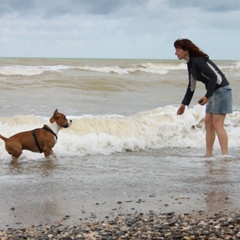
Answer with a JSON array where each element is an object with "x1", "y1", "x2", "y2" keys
[
  {"x1": 0, "y1": 186, "x2": 239, "y2": 238},
  {"x1": 1, "y1": 209, "x2": 240, "y2": 239},
  {"x1": 1, "y1": 184, "x2": 239, "y2": 231},
  {"x1": 0, "y1": 151, "x2": 239, "y2": 238}
]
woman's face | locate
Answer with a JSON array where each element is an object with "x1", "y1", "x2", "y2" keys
[{"x1": 175, "y1": 47, "x2": 189, "y2": 61}]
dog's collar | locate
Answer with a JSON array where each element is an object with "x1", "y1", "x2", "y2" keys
[{"x1": 43, "y1": 125, "x2": 58, "y2": 140}]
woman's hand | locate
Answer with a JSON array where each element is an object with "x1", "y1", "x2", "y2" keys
[
  {"x1": 198, "y1": 96, "x2": 208, "y2": 105},
  {"x1": 177, "y1": 104, "x2": 186, "y2": 115}
]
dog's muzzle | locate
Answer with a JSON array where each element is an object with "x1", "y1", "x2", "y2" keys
[{"x1": 64, "y1": 120, "x2": 72, "y2": 128}]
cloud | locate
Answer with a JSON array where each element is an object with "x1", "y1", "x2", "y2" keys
[
  {"x1": 165, "y1": 0, "x2": 240, "y2": 12},
  {"x1": 0, "y1": 0, "x2": 148, "y2": 17},
  {"x1": 0, "y1": 0, "x2": 239, "y2": 59}
]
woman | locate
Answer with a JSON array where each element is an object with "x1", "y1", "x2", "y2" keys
[{"x1": 174, "y1": 38, "x2": 232, "y2": 157}]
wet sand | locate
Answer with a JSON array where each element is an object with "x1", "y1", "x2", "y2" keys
[{"x1": 0, "y1": 149, "x2": 240, "y2": 232}]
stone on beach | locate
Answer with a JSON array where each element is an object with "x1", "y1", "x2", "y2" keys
[{"x1": 1, "y1": 211, "x2": 240, "y2": 239}]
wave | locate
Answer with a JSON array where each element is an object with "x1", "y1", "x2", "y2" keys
[
  {"x1": 76, "y1": 62, "x2": 187, "y2": 75},
  {"x1": 0, "y1": 59, "x2": 239, "y2": 77},
  {"x1": 0, "y1": 65, "x2": 71, "y2": 76},
  {"x1": 0, "y1": 105, "x2": 239, "y2": 161},
  {"x1": 0, "y1": 62, "x2": 188, "y2": 76},
  {"x1": 0, "y1": 58, "x2": 239, "y2": 77}
]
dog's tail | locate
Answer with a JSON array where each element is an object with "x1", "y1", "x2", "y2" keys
[{"x1": 0, "y1": 134, "x2": 8, "y2": 141}]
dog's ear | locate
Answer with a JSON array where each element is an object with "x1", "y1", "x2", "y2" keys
[
  {"x1": 50, "y1": 109, "x2": 60, "y2": 123},
  {"x1": 54, "y1": 109, "x2": 59, "y2": 116}
]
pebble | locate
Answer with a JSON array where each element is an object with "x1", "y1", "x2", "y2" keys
[{"x1": 1, "y1": 211, "x2": 240, "y2": 239}]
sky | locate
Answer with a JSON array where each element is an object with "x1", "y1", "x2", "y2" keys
[{"x1": 0, "y1": 0, "x2": 239, "y2": 60}]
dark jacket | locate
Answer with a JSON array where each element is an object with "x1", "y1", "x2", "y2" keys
[{"x1": 182, "y1": 56, "x2": 229, "y2": 106}]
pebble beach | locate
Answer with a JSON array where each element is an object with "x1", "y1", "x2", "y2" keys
[
  {"x1": 1, "y1": 211, "x2": 240, "y2": 239},
  {"x1": 0, "y1": 150, "x2": 240, "y2": 239},
  {"x1": 1, "y1": 152, "x2": 240, "y2": 239}
]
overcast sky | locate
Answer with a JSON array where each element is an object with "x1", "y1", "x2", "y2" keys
[{"x1": 0, "y1": 0, "x2": 239, "y2": 60}]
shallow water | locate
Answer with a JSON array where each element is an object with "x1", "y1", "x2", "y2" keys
[{"x1": 1, "y1": 148, "x2": 240, "y2": 229}]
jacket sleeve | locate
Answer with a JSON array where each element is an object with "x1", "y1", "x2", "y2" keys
[
  {"x1": 194, "y1": 58, "x2": 217, "y2": 98},
  {"x1": 181, "y1": 76, "x2": 195, "y2": 106}
]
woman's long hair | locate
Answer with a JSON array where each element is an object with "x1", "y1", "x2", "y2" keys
[{"x1": 174, "y1": 39, "x2": 209, "y2": 59}]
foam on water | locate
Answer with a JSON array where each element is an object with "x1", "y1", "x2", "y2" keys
[
  {"x1": 0, "y1": 58, "x2": 240, "y2": 163},
  {"x1": 1, "y1": 105, "x2": 240, "y2": 162},
  {"x1": 0, "y1": 59, "x2": 239, "y2": 76}
]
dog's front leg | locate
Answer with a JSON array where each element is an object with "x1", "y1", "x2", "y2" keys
[
  {"x1": 43, "y1": 148, "x2": 53, "y2": 158},
  {"x1": 10, "y1": 157, "x2": 19, "y2": 165}
]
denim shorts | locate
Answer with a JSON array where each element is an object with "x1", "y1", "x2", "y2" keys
[{"x1": 206, "y1": 85, "x2": 232, "y2": 114}]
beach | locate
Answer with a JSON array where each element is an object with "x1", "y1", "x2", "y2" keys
[
  {"x1": 0, "y1": 150, "x2": 240, "y2": 238},
  {"x1": 0, "y1": 58, "x2": 240, "y2": 238},
  {"x1": 1, "y1": 149, "x2": 240, "y2": 238}
]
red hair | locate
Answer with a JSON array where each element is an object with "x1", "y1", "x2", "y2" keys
[{"x1": 174, "y1": 39, "x2": 209, "y2": 59}]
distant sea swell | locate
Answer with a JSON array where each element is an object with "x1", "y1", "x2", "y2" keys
[{"x1": 0, "y1": 58, "x2": 239, "y2": 76}]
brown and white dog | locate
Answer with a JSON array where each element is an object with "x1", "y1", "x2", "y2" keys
[{"x1": 0, "y1": 109, "x2": 72, "y2": 164}]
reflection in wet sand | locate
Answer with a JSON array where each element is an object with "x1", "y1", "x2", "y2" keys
[
  {"x1": 205, "y1": 160, "x2": 230, "y2": 213},
  {"x1": 6, "y1": 158, "x2": 59, "y2": 175}
]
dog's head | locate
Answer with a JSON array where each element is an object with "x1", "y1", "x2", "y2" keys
[{"x1": 50, "y1": 109, "x2": 72, "y2": 128}]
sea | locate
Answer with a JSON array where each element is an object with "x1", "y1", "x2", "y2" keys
[
  {"x1": 0, "y1": 58, "x2": 240, "y2": 228},
  {"x1": 0, "y1": 58, "x2": 240, "y2": 161}
]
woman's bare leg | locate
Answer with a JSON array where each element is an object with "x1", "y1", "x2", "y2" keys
[
  {"x1": 212, "y1": 114, "x2": 228, "y2": 155},
  {"x1": 205, "y1": 113, "x2": 215, "y2": 157}
]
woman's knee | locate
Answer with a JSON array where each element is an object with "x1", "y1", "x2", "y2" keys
[
  {"x1": 212, "y1": 114, "x2": 226, "y2": 130},
  {"x1": 204, "y1": 114, "x2": 213, "y2": 129}
]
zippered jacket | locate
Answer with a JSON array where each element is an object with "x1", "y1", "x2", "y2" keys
[{"x1": 181, "y1": 56, "x2": 229, "y2": 106}]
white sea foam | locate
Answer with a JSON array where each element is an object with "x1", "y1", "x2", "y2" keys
[
  {"x1": 0, "y1": 61, "x2": 189, "y2": 76},
  {"x1": 0, "y1": 65, "x2": 72, "y2": 76},
  {"x1": 0, "y1": 59, "x2": 238, "y2": 77},
  {"x1": 1, "y1": 105, "x2": 240, "y2": 161},
  {"x1": 0, "y1": 58, "x2": 239, "y2": 162}
]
